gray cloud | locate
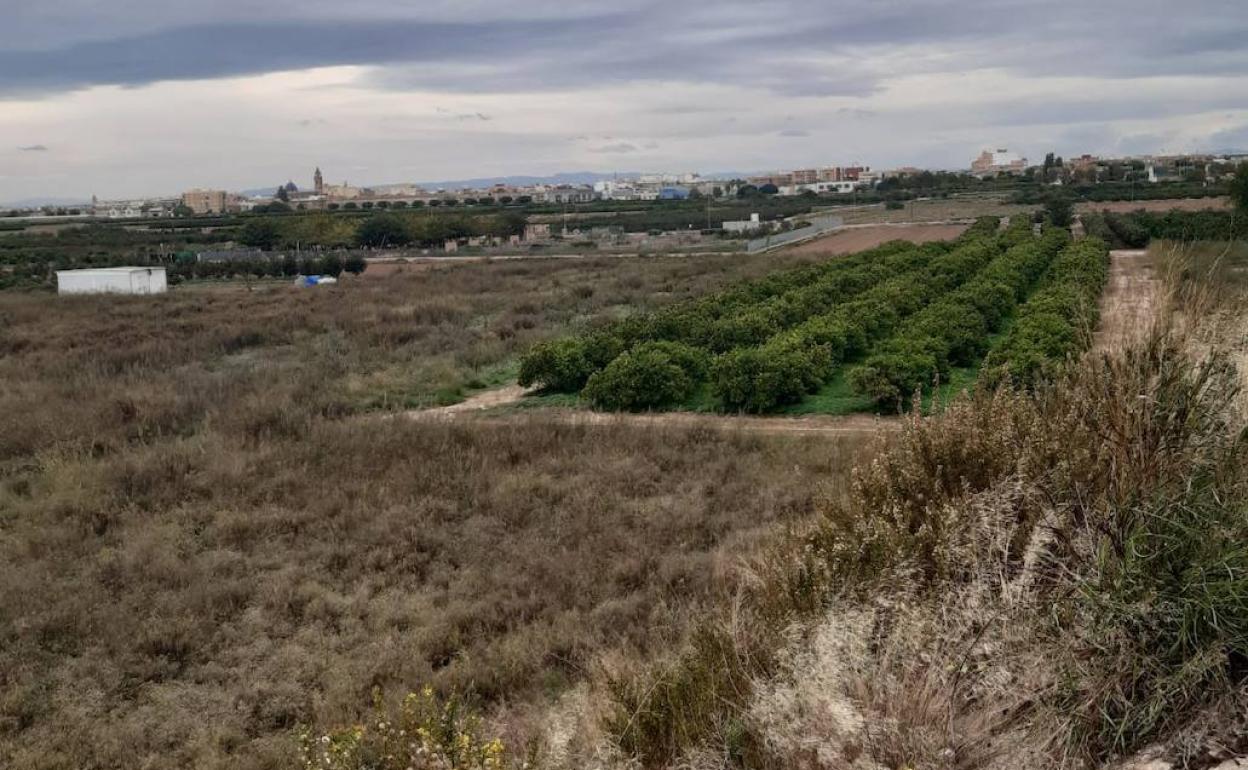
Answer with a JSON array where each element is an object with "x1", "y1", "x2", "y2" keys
[
  {"x1": 588, "y1": 143, "x2": 640, "y2": 154},
  {"x1": 5, "y1": 1, "x2": 1244, "y2": 98},
  {"x1": 1209, "y1": 123, "x2": 1248, "y2": 153},
  {"x1": 3, "y1": 1, "x2": 1248, "y2": 201},
  {"x1": 18, "y1": 145, "x2": 49, "y2": 151}
]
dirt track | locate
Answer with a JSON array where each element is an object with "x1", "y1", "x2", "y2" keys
[
  {"x1": 1094, "y1": 250, "x2": 1161, "y2": 352},
  {"x1": 788, "y1": 223, "x2": 969, "y2": 256},
  {"x1": 414, "y1": 395, "x2": 899, "y2": 437}
]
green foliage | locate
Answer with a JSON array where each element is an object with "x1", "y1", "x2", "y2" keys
[
  {"x1": 850, "y1": 228, "x2": 1070, "y2": 405},
  {"x1": 1044, "y1": 193, "x2": 1075, "y2": 228},
  {"x1": 238, "y1": 218, "x2": 283, "y2": 250},
  {"x1": 712, "y1": 342, "x2": 832, "y2": 413},
  {"x1": 1083, "y1": 209, "x2": 1246, "y2": 248},
  {"x1": 1230, "y1": 161, "x2": 1248, "y2": 214},
  {"x1": 584, "y1": 343, "x2": 707, "y2": 410},
  {"x1": 355, "y1": 213, "x2": 412, "y2": 248},
  {"x1": 848, "y1": 337, "x2": 942, "y2": 406},
  {"x1": 516, "y1": 337, "x2": 592, "y2": 392},
  {"x1": 983, "y1": 238, "x2": 1110, "y2": 386}
]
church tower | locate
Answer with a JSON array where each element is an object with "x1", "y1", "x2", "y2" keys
[{"x1": 314, "y1": 167, "x2": 324, "y2": 195}]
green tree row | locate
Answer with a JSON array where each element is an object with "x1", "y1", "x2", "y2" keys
[
  {"x1": 518, "y1": 218, "x2": 1010, "y2": 412},
  {"x1": 713, "y1": 218, "x2": 1024, "y2": 412},
  {"x1": 517, "y1": 239, "x2": 940, "y2": 395},
  {"x1": 1081, "y1": 209, "x2": 1247, "y2": 249},
  {"x1": 981, "y1": 238, "x2": 1111, "y2": 386},
  {"x1": 849, "y1": 225, "x2": 1071, "y2": 405},
  {"x1": 238, "y1": 211, "x2": 528, "y2": 251}
]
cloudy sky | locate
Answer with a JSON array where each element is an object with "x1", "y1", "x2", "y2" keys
[{"x1": 3, "y1": 0, "x2": 1248, "y2": 201}]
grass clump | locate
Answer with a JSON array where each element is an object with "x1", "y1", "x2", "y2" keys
[{"x1": 299, "y1": 687, "x2": 509, "y2": 770}]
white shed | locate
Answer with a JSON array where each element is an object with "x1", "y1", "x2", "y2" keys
[{"x1": 56, "y1": 267, "x2": 168, "y2": 296}]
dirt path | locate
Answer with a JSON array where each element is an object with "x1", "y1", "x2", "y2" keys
[
  {"x1": 421, "y1": 384, "x2": 530, "y2": 415},
  {"x1": 498, "y1": 410, "x2": 899, "y2": 436},
  {"x1": 1095, "y1": 250, "x2": 1161, "y2": 352},
  {"x1": 409, "y1": 389, "x2": 898, "y2": 437}
]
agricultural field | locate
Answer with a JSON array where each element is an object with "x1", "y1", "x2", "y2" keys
[
  {"x1": 518, "y1": 216, "x2": 1110, "y2": 416},
  {"x1": 4, "y1": 204, "x2": 1242, "y2": 770}
]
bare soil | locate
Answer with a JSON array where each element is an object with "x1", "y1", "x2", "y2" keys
[
  {"x1": 1078, "y1": 197, "x2": 1229, "y2": 214},
  {"x1": 788, "y1": 223, "x2": 969, "y2": 256},
  {"x1": 424, "y1": 384, "x2": 531, "y2": 415},
  {"x1": 1095, "y1": 249, "x2": 1161, "y2": 352}
]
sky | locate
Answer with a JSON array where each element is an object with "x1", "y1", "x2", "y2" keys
[{"x1": 3, "y1": 0, "x2": 1248, "y2": 202}]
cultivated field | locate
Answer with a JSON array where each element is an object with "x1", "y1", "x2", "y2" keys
[
  {"x1": 787, "y1": 222, "x2": 968, "y2": 256},
  {"x1": 518, "y1": 217, "x2": 1109, "y2": 415}
]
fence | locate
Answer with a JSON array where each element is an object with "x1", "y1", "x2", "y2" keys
[{"x1": 747, "y1": 213, "x2": 844, "y2": 253}]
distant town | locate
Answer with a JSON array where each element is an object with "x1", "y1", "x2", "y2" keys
[{"x1": 6, "y1": 148, "x2": 1245, "y2": 222}]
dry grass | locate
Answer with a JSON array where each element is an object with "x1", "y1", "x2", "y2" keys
[{"x1": 0, "y1": 253, "x2": 876, "y2": 769}]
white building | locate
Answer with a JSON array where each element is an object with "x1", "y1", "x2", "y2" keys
[
  {"x1": 778, "y1": 181, "x2": 859, "y2": 196},
  {"x1": 723, "y1": 213, "x2": 765, "y2": 233},
  {"x1": 56, "y1": 267, "x2": 168, "y2": 295}
]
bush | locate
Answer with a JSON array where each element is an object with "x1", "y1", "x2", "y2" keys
[
  {"x1": 355, "y1": 214, "x2": 412, "y2": 248},
  {"x1": 583, "y1": 345, "x2": 700, "y2": 410},
  {"x1": 849, "y1": 337, "x2": 944, "y2": 406},
  {"x1": 516, "y1": 337, "x2": 592, "y2": 392},
  {"x1": 712, "y1": 343, "x2": 831, "y2": 413}
]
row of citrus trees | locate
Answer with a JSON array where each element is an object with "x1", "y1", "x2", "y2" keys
[{"x1": 519, "y1": 217, "x2": 1109, "y2": 412}]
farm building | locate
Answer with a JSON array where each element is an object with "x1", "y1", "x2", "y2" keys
[{"x1": 56, "y1": 267, "x2": 168, "y2": 295}]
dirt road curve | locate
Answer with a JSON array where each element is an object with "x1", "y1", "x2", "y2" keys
[{"x1": 1095, "y1": 250, "x2": 1161, "y2": 352}]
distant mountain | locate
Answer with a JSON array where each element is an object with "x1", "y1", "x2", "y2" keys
[
  {"x1": 238, "y1": 170, "x2": 765, "y2": 198},
  {"x1": 415, "y1": 171, "x2": 629, "y2": 191}
]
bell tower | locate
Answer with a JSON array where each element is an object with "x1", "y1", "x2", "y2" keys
[{"x1": 313, "y1": 167, "x2": 324, "y2": 194}]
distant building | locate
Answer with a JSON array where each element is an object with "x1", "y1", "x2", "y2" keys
[
  {"x1": 971, "y1": 149, "x2": 1028, "y2": 178},
  {"x1": 181, "y1": 189, "x2": 228, "y2": 214},
  {"x1": 56, "y1": 266, "x2": 168, "y2": 295},
  {"x1": 532, "y1": 185, "x2": 596, "y2": 204},
  {"x1": 779, "y1": 180, "x2": 858, "y2": 196},
  {"x1": 723, "y1": 213, "x2": 765, "y2": 233},
  {"x1": 524, "y1": 223, "x2": 552, "y2": 241}
]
